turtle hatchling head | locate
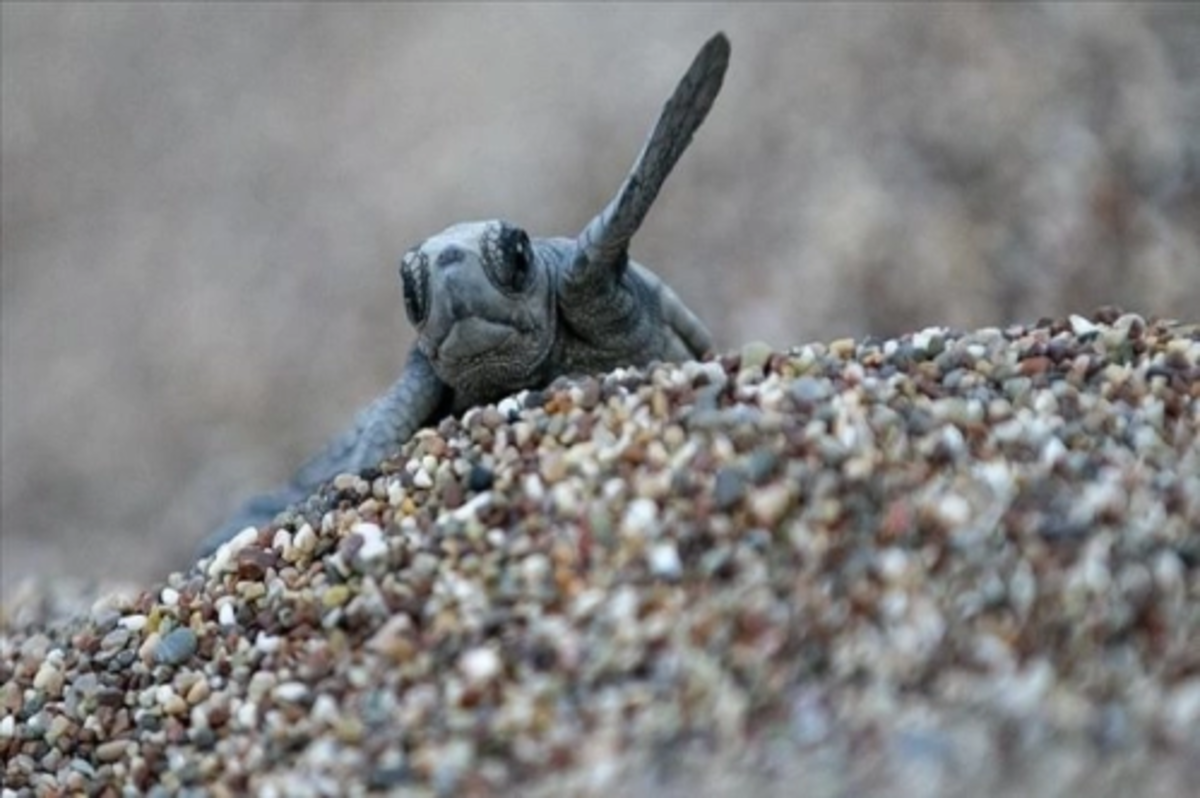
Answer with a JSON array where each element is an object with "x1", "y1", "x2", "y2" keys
[{"x1": 399, "y1": 220, "x2": 555, "y2": 398}]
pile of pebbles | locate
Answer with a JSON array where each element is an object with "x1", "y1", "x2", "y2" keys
[{"x1": 3, "y1": 309, "x2": 1198, "y2": 796}]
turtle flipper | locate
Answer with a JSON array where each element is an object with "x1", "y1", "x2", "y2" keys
[
  {"x1": 198, "y1": 348, "x2": 449, "y2": 556},
  {"x1": 568, "y1": 33, "x2": 729, "y2": 293}
]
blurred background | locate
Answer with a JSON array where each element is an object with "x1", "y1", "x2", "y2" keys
[{"x1": 3, "y1": 3, "x2": 1198, "y2": 593}]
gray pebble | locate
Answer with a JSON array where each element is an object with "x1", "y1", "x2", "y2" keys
[
  {"x1": 713, "y1": 467, "x2": 747, "y2": 510},
  {"x1": 154, "y1": 627, "x2": 198, "y2": 666}
]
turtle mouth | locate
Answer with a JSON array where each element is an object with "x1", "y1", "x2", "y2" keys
[{"x1": 430, "y1": 318, "x2": 519, "y2": 369}]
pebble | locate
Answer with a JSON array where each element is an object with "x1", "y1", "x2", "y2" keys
[
  {"x1": 620, "y1": 498, "x2": 659, "y2": 537},
  {"x1": 459, "y1": 647, "x2": 502, "y2": 686},
  {"x1": 348, "y1": 522, "x2": 388, "y2": 564},
  {"x1": 3, "y1": 312, "x2": 1199, "y2": 796},
  {"x1": 713, "y1": 467, "x2": 747, "y2": 510},
  {"x1": 154, "y1": 627, "x2": 198, "y2": 666},
  {"x1": 95, "y1": 740, "x2": 128, "y2": 763},
  {"x1": 466, "y1": 465, "x2": 495, "y2": 491},
  {"x1": 412, "y1": 469, "x2": 433, "y2": 490},
  {"x1": 273, "y1": 682, "x2": 311, "y2": 704},
  {"x1": 647, "y1": 542, "x2": 682, "y2": 579},
  {"x1": 293, "y1": 523, "x2": 317, "y2": 554}
]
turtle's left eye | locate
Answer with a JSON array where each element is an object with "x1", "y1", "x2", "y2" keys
[{"x1": 400, "y1": 252, "x2": 428, "y2": 326}]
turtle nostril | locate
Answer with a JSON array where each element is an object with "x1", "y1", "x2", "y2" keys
[{"x1": 436, "y1": 246, "x2": 465, "y2": 269}]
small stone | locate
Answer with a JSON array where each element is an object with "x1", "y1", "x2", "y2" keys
[
  {"x1": 294, "y1": 523, "x2": 318, "y2": 553},
  {"x1": 1069, "y1": 314, "x2": 1100, "y2": 338},
  {"x1": 323, "y1": 585, "x2": 352, "y2": 609},
  {"x1": 33, "y1": 662, "x2": 64, "y2": 697},
  {"x1": 748, "y1": 483, "x2": 792, "y2": 526},
  {"x1": 255, "y1": 633, "x2": 282, "y2": 654},
  {"x1": 713, "y1": 467, "x2": 747, "y2": 510},
  {"x1": 830, "y1": 337, "x2": 858, "y2": 358},
  {"x1": 154, "y1": 628, "x2": 198, "y2": 666},
  {"x1": 272, "y1": 528, "x2": 292, "y2": 551},
  {"x1": 273, "y1": 682, "x2": 311, "y2": 703},
  {"x1": 935, "y1": 494, "x2": 972, "y2": 528},
  {"x1": 497, "y1": 395, "x2": 522, "y2": 420},
  {"x1": 739, "y1": 340, "x2": 773, "y2": 376},
  {"x1": 620, "y1": 497, "x2": 659, "y2": 538},
  {"x1": 45, "y1": 714, "x2": 72, "y2": 743},
  {"x1": 350, "y1": 522, "x2": 388, "y2": 563},
  {"x1": 521, "y1": 553, "x2": 552, "y2": 587},
  {"x1": 467, "y1": 465, "x2": 495, "y2": 491},
  {"x1": 100, "y1": 627, "x2": 131, "y2": 654},
  {"x1": 119, "y1": 614, "x2": 148, "y2": 632},
  {"x1": 158, "y1": 686, "x2": 188, "y2": 716},
  {"x1": 186, "y1": 679, "x2": 211, "y2": 705},
  {"x1": 911, "y1": 328, "x2": 946, "y2": 356},
  {"x1": 95, "y1": 739, "x2": 128, "y2": 763},
  {"x1": 647, "y1": 542, "x2": 682, "y2": 580},
  {"x1": 459, "y1": 647, "x2": 502, "y2": 686},
  {"x1": 207, "y1": 526, "x2": 261, "y2": 576}
]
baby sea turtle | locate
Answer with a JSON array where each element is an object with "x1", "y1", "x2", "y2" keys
[{"x1": 203, "y1": 33, "x2": 730, "y2": 554}]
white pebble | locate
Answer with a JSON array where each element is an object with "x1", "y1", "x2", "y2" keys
[
  {"x1": 33, "y1": 661, "x2": 60, "y2": 691},
  {"x1": 459, "y1": 647, "x2": 502, "y2": 686},
  {"x1": 235, "y1": 701, "x2": 258, "y2": 729},
  {"x1": 218, "y1": 603, "x2": 238, "y2": 628},
  {"x1": 255, "y1": 633, "x2": 282, "y2": 654},
  {"x1": 497, "y1": 395, "x2": 521, "y2": 418},
  {"x1": 522, "y1": 553, "x2": 551, "y2": 585},
  {"x1": 1040, "y1": 435, "x2": 1067, "y2": 467},
  {"x1": 119, "y1": 614, "x2": 148, "y2": 632},
  {"x1": 412, "y1": 469, "x2": 433, "y2": 490},
  {"x1": 387, "y1": 480, "x2": 405, "y2": 506},
  {"x1": 875, "y1": 548, "x2": 909, "y2": 583},
  {"x1": 273, "y1": 682, "x2": 310, "y2": 703},
  {"x1": 749, "y1": 483, "x2": 793, "y2": 526},
  {"x1": 522, "y1": 473, "x2": 545, "y2": 502},
  {"x1": 159, "y1": 587, "x2": 180, "y2": 607},
  {"x1": 606, "y1": 585, "x2": 639, "y2": 624},
  {"x1": 312, "y1": 693, "x2": 340, "y2": 724},
  {"x1": 993, "y1": 659, "x2": 1055, "y2": 715},
  {"x1": 1153, "y1": 551, "x2": 1185, "y2": 593},
  {"x1": 447, "y1": 492, "x2": 493, "y2": 524},
  {"x1": 272, "y1": 528, "x2": 292, "y2": 551},
  {"x1": 647, "y1": 542, "x2": 682, "y2": 579},
  {"x1": 294, "y1": 524, "x2": 317, "y2": 553},
  {"x1": 912, "y1": 327, "x2": 946, "y2": 352},
  {"x1": 351, "y1": 522, "x2": 388, "y2": 562},
  {"x1": 620, "y1": 498, "x2": 659, "y2": 537},
  {"x1": 1033, "y1": 390, "x2": 1058, "y2": 415},
  {"x1": 935, "y1": 494, "x2": 972, "y2": 527},
  {"x1": 551, "y1": 482, "x2": 581, "y2": 516},
  {"x1": 1163, "y1": 679, "x2": 1200, "y2": 740},
  {"x1": 207, "y1": 526, "x2": 261, "y2": 577},
  {"x1": 1069, "y1": 314, "x2": 1099, "y2": 336}
]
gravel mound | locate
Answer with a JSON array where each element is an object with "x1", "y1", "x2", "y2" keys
[{"x1": 3, "y1": 310, "x2": 1198, "y2": 796}]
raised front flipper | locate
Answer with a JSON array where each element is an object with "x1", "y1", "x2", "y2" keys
[
  {"x1": 197, "y1": 348, "x2": 449, "y2": 556},
  {"x1": 567, "y1": 33, "x2": 730, "y2": 297}
]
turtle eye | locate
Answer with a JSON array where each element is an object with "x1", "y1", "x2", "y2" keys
[
  {"x1": 400, "y1": 252, "x2": 428, "y2": 326},
  {"x1": 498, "y1": 226, "x2": 534, "y2": 293}
]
